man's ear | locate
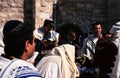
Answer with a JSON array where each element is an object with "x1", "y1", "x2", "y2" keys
[{"x1": 25, "y1": 40, "x2": 30, "y2": 52}]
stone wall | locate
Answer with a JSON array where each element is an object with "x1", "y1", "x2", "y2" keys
[
  {"x1": 35, "y1": 0, "x2": 53, "y2": 28},
  {"x1": 0, "y1": 0, "x2": 53, "y2": 28},
  {"x1": 107, "y1": 0, "x2": 120, "y2": 28},
  {"x1": 0, "y1": 0, "x2": 23, "y2": 28},
  {"x1": 55, "y1": 0, "x2": 120, "y2": 33},
  {"x1": 1, "y1": 0, "x2": 120, "y2": 33}
]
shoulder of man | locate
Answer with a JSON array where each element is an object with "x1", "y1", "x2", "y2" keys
[
  {"x1": 83, "y1": 35, "x2": 94, "y2": 41},
  {"x1": 12, "y1": 59, "x2": 42, "y2": 78}
]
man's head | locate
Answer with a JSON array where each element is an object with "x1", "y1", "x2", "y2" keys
[
  {"x1": 43, "y1": 19, "x2": 54, "y2": 32},
  {"x1": 3, "y1": 20, "x2": 35, "y2": 60},
  {"x1": 92, "y1": 22, "x2": 102, "y2": 38},
  {"x1": 67, "y1": 30, "x2": 76, "y2": 41}
]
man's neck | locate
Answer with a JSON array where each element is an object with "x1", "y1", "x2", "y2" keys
[{"x1": 94, "y1": 34, "x2": 102, "y2": 38}]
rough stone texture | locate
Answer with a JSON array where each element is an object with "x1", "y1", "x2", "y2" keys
[
  {"x1": 54, "y1": 0, "x2": 120, "y2": 34},
  {"x1": 35, "y1": 0, "x2": 53, "y2": 28},
  {"x1": 1, "y1": 0, "x2": 120, "y2": 33},
  {"x1": 0, "y1": 0, "x2": 53, "y2": 28},
  {"x1": 55, "y1": 0, "x2": 107, "y2": 33},
  {"x1": 0, "y1": 0, "x2": 23, "y2": 28},
  {"x1": 107, "y1": 0, "x2": 120, "y2": 29}
]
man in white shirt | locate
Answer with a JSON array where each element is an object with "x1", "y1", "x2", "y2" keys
[
  {"x1": 36, "y1": 44, "x2": 79, "y2": 78},
  {"x1": 34, "y1": 19, "x2": 59, "y2": 50},
  {"x1": 81, "y1": 22, "x2": 102, "y2": 61},
  {"x1": 80, "y1": 22, "x2": 103, "y2": 78},
  {"x1": 34, "y1": 19, "x2": 59, "y2": 65},
  {"x1": 0, "y1": 20, "x2": 42, "y2": 78}
]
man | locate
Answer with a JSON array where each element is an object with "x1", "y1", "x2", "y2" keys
[
  {"x1": 0, "y1": 20, "x2": 42, "y2": 78},
  {"x1": 94, "y1": 38, "x2": 118, "y2": 78},
  {"x1": 79, "y1": 22, "x2": 102, "y2": 78},
  {"x1": 34, "y1": 19, "x2": 59, "y2": 51},
  {"x1": 34, "y1": 19, "x2": 59, "y2": 65},
  {"x1": 59, "y1": 30, "x2": 77, "y2": 45},
  {"x1": 81, "y1": 22, "x2": 102, "y2": 60},
  {"x1": 36, "y1": 44, "x2": 79, "y2": 78},
  {"x1": 109, "y1": 22, "x2": 120, "y2": 78}
]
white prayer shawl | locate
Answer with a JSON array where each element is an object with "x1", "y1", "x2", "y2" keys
[
  {"x1": 34, "y1": 28, "x2": 44, "y2": 40},
  {"x1": 0, "y1": 57, "x2": 42, "y2": 78},
  {"x1": 36, "y1": 44, "x2": 79, "y2": 78},
  {"x1": 110, "y1": 37, "x2": 120, "y2": 78},
  {"x1": 109, "y1": 22, "x2": 120, "y2": 78},
  {"x1": 34, "y1": 28, "x2": 59, "y2": 41},
  {"x1": 49, "y1": 30, "x2": 59, "y2": 42},
  {"x1": 81, "y1": 35, "x2": 98, "y2": 60},
  {"x1": 0, "y1": 56, "x2": 11, "y2": 72}
]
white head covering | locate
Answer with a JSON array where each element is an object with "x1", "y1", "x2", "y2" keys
[{"x1": 110, "y1": 22, "x2": 120, "y2": 34}]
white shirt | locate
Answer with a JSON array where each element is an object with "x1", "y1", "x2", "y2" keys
[
  {"x1": 0, "y1": 56, "x2": 42, "y2": 78},
  {"x1": 36, "y1": 44, "x2": 79, "y2": 78},
  {"x1": 34, "y1": 28, "x2": 59, "y2": 41},
  {"x1": 36, "y1": 55, "x2": 62, "y2": 78},
  {"x1": 110, "y1": 37, "x2": 120, "y2": 78},
  {"x1": 0, "y1": 56, "x2": 11, "y2": 72},
  {"x1": 80, "y1": 35, "x2": 98, "y2": 59}
]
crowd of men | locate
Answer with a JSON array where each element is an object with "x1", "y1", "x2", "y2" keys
[{"x1": 0, "y1": 19, "x2": 120, "y2": 78}]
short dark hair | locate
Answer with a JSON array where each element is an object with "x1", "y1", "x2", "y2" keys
[
  {"x1": 92, "y1": 22, "x2": 102, "y2": 29},
  {"x1": 67, "y1": 30, "x2": 76, "y2": 36},
  {"x1": 43, "y1": 19, "x2": 54, "y2": 28},
  {"x1": 3, "y1": 20, "x2": 34, "y2": 58}
]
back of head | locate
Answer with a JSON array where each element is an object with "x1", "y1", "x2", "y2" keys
[
  {"x1": 94, "y1": 38, "x2": 118, "y2": 75},
  {"x1": 43, "y1": 19, "x2": 54, "y2": 28},
  {"x1": 3, "y1": 20, "x2": 34, "y2": 58},
  {"x1": 67, "y1": 30, "x2": 76, "y2": 41}
]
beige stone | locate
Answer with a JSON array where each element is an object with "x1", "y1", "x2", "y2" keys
[{"x1": 0, "y1": 13, "x2": 8, "y2": 18}]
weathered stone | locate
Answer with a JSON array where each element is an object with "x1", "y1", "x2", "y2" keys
[
  {"x1": 1, "y1": 0, "x2": 120, "y2": 34},
  {"x1": 0, "y1": 0, "x2": 23, "y2": 27}
]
